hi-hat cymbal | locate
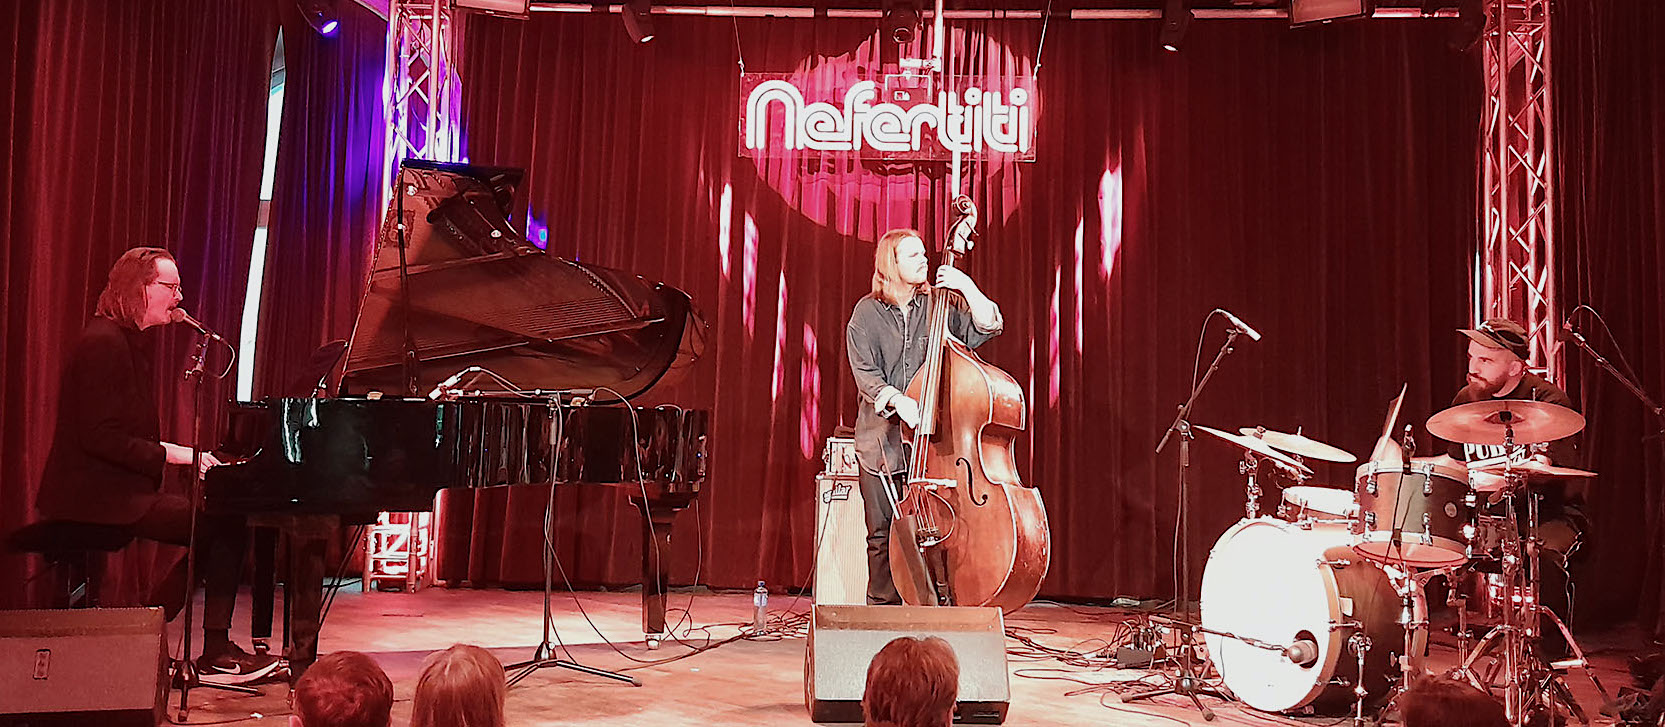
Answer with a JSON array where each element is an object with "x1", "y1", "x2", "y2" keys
[
  {"x1": 1195, "y1": 425, "x2": 1314, "y2": 476},
  {"x1": 1425, "y1": 399, "x2": 1585, "y2": 446},
  {"x1": 1238, "y1": 427, "x2": 1357, "y2": 463},
  {"x1": 1468, "y1": 459, "x2": 1598, "y2": 492}
]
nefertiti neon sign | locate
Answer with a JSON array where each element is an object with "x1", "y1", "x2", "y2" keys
[{"x1": 741, "y1": 74, "x2": 1037, "y2": 162}]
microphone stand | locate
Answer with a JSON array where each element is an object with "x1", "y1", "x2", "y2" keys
[
  {"x1": 1561, "y1": 326, "x2": 1665, "y2": 641},
  {"x1": 1125, "y1": 324, "x2": 1242, "y2": 719},
  {"x1": 174, "y1": 333, "x2": 256, "y2": 723},
  {"x1": 503, "y1": 391, "x2": 641, "y2": 689}
]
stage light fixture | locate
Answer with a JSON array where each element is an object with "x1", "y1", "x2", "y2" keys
[
  {"x1": 1289, "y1": 0, "x2": 1374, "y2": 27},
  {"x1": 1159, "y1": 0, "x2": 1192, "y2": 52},
  {"x1": 884, "y1": 5, "x2": 922, "y2": 45},
  {"x1": 622, "y1": 0, "x2": 655, "y2": 43},
  {"x1": 298, "y1": 0, "x2": 339, "y2": 36}
]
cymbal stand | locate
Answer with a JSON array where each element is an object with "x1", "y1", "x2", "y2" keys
[{"x1": 1450, "y1": 471, "x2": 1609, "y2": 725}]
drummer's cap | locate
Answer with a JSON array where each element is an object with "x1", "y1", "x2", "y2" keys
[{"x1": 1460, "y1": 318, "x2": 1530, "y2": 361}]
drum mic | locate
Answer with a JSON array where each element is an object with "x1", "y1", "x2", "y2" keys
[
  {"x1": 1283, "y1": 639, "x2": 1319, "y2": 667},
  {"x1": 1215, "y1": 308, "x2": 1262, "y2": 342}
]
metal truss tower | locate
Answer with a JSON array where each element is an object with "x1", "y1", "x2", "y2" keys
[
  {"x1": 383, "y1": 0, "x2": 464, "y2": 203},
  {"x1": 1478, "y1": 0, "x2": 1560, "y2": 380}
]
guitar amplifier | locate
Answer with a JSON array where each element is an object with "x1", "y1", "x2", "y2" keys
[{"x1": 815, "y1": 437, "x2": 867, "y2": 605}]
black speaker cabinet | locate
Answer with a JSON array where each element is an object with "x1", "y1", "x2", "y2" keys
[
  {"x1": 805, "y1": 604, "x2": 1009, "y2": 724},
  {"x1": 0, "y1": 608, "x2": 167, "y2": 727}
]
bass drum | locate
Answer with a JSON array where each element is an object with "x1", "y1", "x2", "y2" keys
[{"x1": 1201, "y1": 518, "x2": 1424, "y2": 714}]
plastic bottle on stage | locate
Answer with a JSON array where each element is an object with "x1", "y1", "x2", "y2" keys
[{"x1": 752, "y1": 581, "x2": 769, "y2": 633}]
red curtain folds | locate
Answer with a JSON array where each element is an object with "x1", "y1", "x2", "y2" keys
[
  {"x1": 253, "y1": 2, "x2": 388, "y2": 397},
  {"x1": 0, "y1": 1, "x2": 276, "y2": 607},
  {"x1": 439, "y1": 13, "x2": 1557, "y2": 613},
  {"x1": 1554, "y1": 0, "x2": 1665, "y2": 634}
]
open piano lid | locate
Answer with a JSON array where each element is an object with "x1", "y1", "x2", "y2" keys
[{"x1": 339, "y1": 160, "x2": 705, "y2": 400}]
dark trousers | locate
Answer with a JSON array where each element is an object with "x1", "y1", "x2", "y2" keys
[
  {"x1": 859, "y1": 469, "x2": 903, "y2": 605},
  {"x1": 127, "y1": 494, "x2": 247, "y2": 634}
]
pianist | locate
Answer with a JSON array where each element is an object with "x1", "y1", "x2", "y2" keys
[{"x1": 34, "y1": 247, "x2": 281, "y2": 684}]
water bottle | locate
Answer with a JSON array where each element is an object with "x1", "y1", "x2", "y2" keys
[{"x1": 752, "y1": 581, "x2": 769, "y2": 633}]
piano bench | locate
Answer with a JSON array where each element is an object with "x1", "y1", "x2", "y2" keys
[{"x1": 6, "y1": 521, "x2": 134, "y2": 609}]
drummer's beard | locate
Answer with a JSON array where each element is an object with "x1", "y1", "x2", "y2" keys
[{"x1": 1467, "y1": 372, "x2": 1507, "y2": 396}]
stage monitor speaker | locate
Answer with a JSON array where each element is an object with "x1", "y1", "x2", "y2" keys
[
  {"x1": 805, "y1": 604, "x2": 1009, "y2": 724},
  {"x1": 0, "y1": 608, "x2": 167, "y2": 727}
]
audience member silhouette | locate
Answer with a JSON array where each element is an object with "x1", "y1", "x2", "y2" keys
[
  {"x1": 410, "y1": 644, "x2": 508, "y2": 727},
  {"x1": 863, "y1": 636, "x2": 960, "y2": 727}
]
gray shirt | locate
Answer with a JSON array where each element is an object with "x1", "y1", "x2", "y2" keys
[{"x1": 845, "y1": 292, "x2": 1000, "y2": 475}]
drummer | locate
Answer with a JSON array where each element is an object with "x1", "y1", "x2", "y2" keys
[{"x1": 1441, "y1": 317, "x2": 1585, "y2": 659}]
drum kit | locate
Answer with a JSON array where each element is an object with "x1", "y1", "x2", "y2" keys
[{"x1": 1191, "y1": 396, "x2": 1613, "y2": 726}]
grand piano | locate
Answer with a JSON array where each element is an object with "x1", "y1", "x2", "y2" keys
[{"x1": 204, "y1": 160, "x2": 708, "y2": 679}]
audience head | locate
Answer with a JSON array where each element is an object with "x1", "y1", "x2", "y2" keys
[
  {"x1": 1401, "y1": 676, "x2": 1509, "y2": 727},
  {"x1": 862, "y1": 636, "x2": 960, "y2": 727},
  {"x1": 289, "y1": 651, "x2": 394, "y2": 727},
  {"x1": 410, "y1": 644, "x2": 507, "y2": 727}
]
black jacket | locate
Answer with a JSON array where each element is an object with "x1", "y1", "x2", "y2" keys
[{"x1": 36, "y1": 316, "x2": 168, "y2": 525}]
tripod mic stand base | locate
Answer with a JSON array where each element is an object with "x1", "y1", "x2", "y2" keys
[{"x1": 505, "y1": 656, "x2": 642, "y2": 688}]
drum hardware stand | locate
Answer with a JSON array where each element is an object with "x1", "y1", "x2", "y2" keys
[
  {"x1": 1239, "y1": 452, "x2": 1264, "y2": 519},
  {"x1": 505, "y1": 393, "x2": 642, "y2": 689},
  {"x1": 1349, "y1": 631, "x2": 1373, "y2": 727},
  {"x1": 1449, "y1": 471, "x2": 1609, "y2": 726},
  {"x1": 1139, "y1": 323, "x2": 1245, "y2": 721}
]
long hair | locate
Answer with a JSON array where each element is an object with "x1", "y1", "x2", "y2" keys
[
  {"x1": 410, "y1": 644, "x2": 507, "y2": 727},
  {"x1": 862, "y1": 636, "x2": 959, "y2": 727},
  {"x1": 291, "y1": 651, "x2": 393, "y2": 727},
  {"x1": 871, "y1": 228, "x2": 927, "y2": 306},
  {"x1": 94, "y1": 247, "x2": 173, "y2": 328}
]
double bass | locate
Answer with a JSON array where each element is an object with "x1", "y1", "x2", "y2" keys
[{"x1": 889, "y1": 197, "x2": 1051, "y2": 614}]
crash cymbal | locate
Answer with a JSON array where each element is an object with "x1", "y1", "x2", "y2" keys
[
  {"x1": 1195, "y1": 425, "x2": 1314, "y2": 476},
  {"x1": 1239, "y1": 426, "x2": 1358, "y2": 463},
  {"x1": 1425, "y1": 399, "x2": 1585, "y2": 446}
]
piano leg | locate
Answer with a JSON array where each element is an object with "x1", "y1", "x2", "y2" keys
[
  {"x1": 285, "y1": 535, "x2": 326, "y2": 684},
  {"x1": 633, "y1": 499, "x2": 679, "y2": 639}
]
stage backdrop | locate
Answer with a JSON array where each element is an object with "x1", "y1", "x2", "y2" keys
[
  {"x1": 0, "y1": 0, "x2": 277, "y2": 607},
  {"x1": 436, "y1": 12, "x2": 1543, "y2": 614},
  {"x1": 1555, "y1": 0, "x2": 1665, "y2": 632}
]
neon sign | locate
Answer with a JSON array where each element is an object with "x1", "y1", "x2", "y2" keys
[{"x1": 740, "y1": 74, "x2": 1037, "y2": 162}]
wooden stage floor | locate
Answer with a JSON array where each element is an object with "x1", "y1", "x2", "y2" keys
[{"x1": 174, "y1": 586, "x2": 1641, "y2": 726}]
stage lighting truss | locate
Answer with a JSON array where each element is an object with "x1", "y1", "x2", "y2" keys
[
  {"x1": 382, "y1": 0, "x2": 464, "y2": 209},
  {"x1": 1478, "y1": 0, "x2": 1561, "y2": 381}
]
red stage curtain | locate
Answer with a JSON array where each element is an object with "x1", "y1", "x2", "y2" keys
[
  {"x1": 0, "y1": 1, "x2": 277, "y2": 607},
  {"x1": 1556, "y1": 0, "x2": 1665, "y2": 634},
  {"x1": 253, "y1": 2, "x2": 388, "y2": 397},
  {"x1": 445, "y1": 13, "x2": 1523, "y2": 611}
]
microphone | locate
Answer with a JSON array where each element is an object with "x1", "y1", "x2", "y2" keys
[
  {"x1": 169, "y1": 308, "x2": 225, "y2": 342},
  {"x1": 1558, "y1": 319, "x2": 1585, "y2": 343},
  {"x1": 1215, "y1": 308, "x2": 1263, "y2": 342},
  {"x1": 425, "y1": 366, "x2": 482, "y2": 400},
  {"x1": 1401, "y1": 424, "x2": 1416, "y2": 458},
  {"x1": 1283, "y1": 639, "x2": 1319, "y2": 667}
]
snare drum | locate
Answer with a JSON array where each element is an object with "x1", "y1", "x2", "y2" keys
[
  {"x1": 1201, "y1": 518, "x2": 1426, "y2": 714},
  {"x1": 1353, "y1": 458, "x2": 1472, "y2": 568}
]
